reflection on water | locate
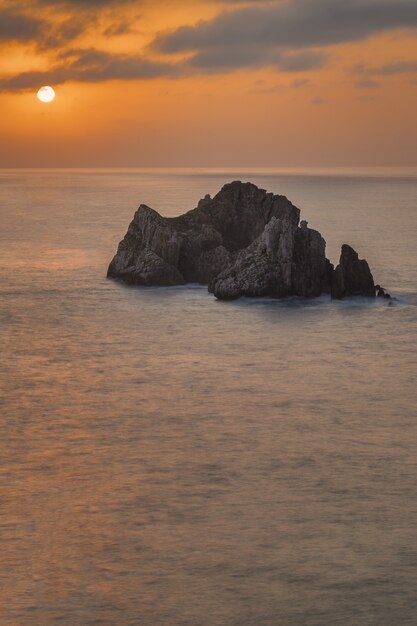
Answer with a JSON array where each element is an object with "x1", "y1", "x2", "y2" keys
[{"x1": 0, "y1": 169, "x2": 416, "y2": 625}]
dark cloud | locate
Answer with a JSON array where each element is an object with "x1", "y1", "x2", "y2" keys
[
  {"x1": 38, "y1": 15, "x2": 96, "y2": 50},
  {"x1": 0, "y1": 0, "x2": 140, "y2": 49},
  {"x1": 155, "y1": 0, "x2": 417, "y2": 53},
  {"x1": 35, "y1": 0, "x2": 130, "y2": 5},
  {"x1": 0, "y1": 48, "x2": 177, "y2": 92},
  {"x1": 57, "y1": 48, "x2": 175, "y2": 80},
  {"x1": 353, "y1": 60, "x2": 417, "y2": 75},
  {"x1": 179, "y1": 46, "x2": 326, "y2": 72},
  {"x1": 103, "y1": 21, "x2": 133, "y2": 38},
  {"x1": 0, "y1": 8, "x2": 42, "y2": 41},
  {"x1": 152, "y1": 0, "x2": 417, "y2": 72},
  {"x1": 214, "y1": 0, "x2": 261, "y2": 3},
  {"x1": 0, "y1": 6, "x2": 97, "y2": 49},
  {"x1": 3, "y1": 0, "x2": 417, "y2": 93},
  {"x1": 277, "y1": 50, "x2": 327, "y2": 72}
]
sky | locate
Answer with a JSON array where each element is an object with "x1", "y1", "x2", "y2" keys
[{"x1": 1, "y1": 0, "x2": 416, "y2": 167}]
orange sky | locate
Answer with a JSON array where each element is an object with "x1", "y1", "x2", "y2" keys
[{"x1": 1, "y1": 0, "x2": 416, "y2": 167}]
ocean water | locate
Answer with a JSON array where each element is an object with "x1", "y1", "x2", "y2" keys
[{"x1": 0, "y1": 168, "x2": 416, "y2": 626}]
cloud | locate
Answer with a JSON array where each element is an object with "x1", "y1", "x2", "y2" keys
[
  {"x1": 0, "y1": 6, "x2": 98, "y2": 49},
  {"x1": 35, "y1": 0, "x2": 132, "y2": 5},
  {"x1": 0, "y1": 8, "x2": 42, "y2": 42},
  {"x1": 291, "y1": 78, "x2": 310, "y2": 88},
  {"x1": 38, "y1": 15, "x2": 96, "y2": 50},
  {"x1": 353, "y1": 60, "x2": 417, "y2": 75},
  {"x1": 252, "y1": 76, "x2": 311, "y2": 94},
  {"x1": 3, "y1": 0, "x2": 417, "y2": 93},
  {"x1": 103, "y1": 21, "x2": 133, "y2": 38},
  {"x1": 354, "y1": 78, "x2": 381, "y2": 88},
  {"x1": 311, "y1": 96, "x2": 325, "y2": 104},
  {"x1": 155, "y1": 0, "x2": 417, "y2": 52},
  {"x1": 167, "y1": 45, "x2": 326, "y2": 73},
  {"x1": 152, "y1": 0, "x2": 417, "y2": 72},
  {"x1": 0, "y1": 48, "x2": 177, "y2": 92},
  {"x1": 277, "y1": 50, "x2": 327, "y2": 72}
]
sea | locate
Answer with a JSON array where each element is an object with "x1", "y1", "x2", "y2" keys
[{"x1": 0, "y1": 168, "x2": 416, "y2": 626}]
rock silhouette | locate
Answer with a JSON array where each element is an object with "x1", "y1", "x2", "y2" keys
[
  {"x1": 108, "y1": 181, "x2": 377, "y2": 300},
  {"x1": 330, "y1": 244, "x2": 375, "y2": 300}
]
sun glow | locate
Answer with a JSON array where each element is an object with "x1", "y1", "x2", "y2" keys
[{"x1": 37, "y1": 86, "x2": 55, "y2": 103}]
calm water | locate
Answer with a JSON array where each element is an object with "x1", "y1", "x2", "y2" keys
[{"x1": 1, "y1": 168, "x2": 416, "y2": 626}]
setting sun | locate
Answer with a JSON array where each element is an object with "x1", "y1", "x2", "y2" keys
[{"x1": 37, "y1": 86, "x2": 55, "y2": 103}]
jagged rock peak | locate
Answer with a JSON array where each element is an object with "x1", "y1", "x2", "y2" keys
[{"x1": 331, "y1": 244, "x2": 375, "y2": 300}]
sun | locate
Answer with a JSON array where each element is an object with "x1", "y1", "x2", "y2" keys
[{"x1": 37, "y1": 86, "x2": 55, "y2": 103}]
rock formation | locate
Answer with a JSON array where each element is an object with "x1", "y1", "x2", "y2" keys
[
  {"x1": 107, "y1": 181, "x2": 377, "y2": 301},
  {"x1": 330, "y1": 244, "x2": 375, "y2": 300}
]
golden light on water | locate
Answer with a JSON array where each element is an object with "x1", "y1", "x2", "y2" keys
[{"x1": 37, "y1": 86, "x2": 55, "y2": 103}]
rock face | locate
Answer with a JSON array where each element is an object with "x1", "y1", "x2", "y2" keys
[
  {"x1": 209, "y1": 216, "x2": 332, "y2": 299},
  {"x1": 107, "y1": 205, "x2": 184, "y2": 286},
  {"x1": 330, "y1": 244, "x2": 375, "y2": 299},
  {"x1": 108, "y1": 181, "x2": 377, "y2": 300}
]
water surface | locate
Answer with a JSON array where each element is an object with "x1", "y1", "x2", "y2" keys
[{"x1": 1, "y1": 169, "x2": 416, "y2": 625}]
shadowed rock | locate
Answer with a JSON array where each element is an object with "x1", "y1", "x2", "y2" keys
[
  {"x1": 330, "y1": 244, "x2": 375, "y2": 299},
  {"x1": 209, "y1": 217, "x2": 332, "y2": 299},
  {"x1": 108, "y1": 181, "x2": 378, "y2": 301},
  {"x1": 107, "y1": 205, "x2": 184, "y2": 286}
]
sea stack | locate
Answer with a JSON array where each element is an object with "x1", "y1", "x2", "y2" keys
[
  {"x1": 330, "y1": 244, "x2": 375, "y2": 300},
  {"x1": 107, "y1": 181, "x2": 376, "y2": 301}
]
